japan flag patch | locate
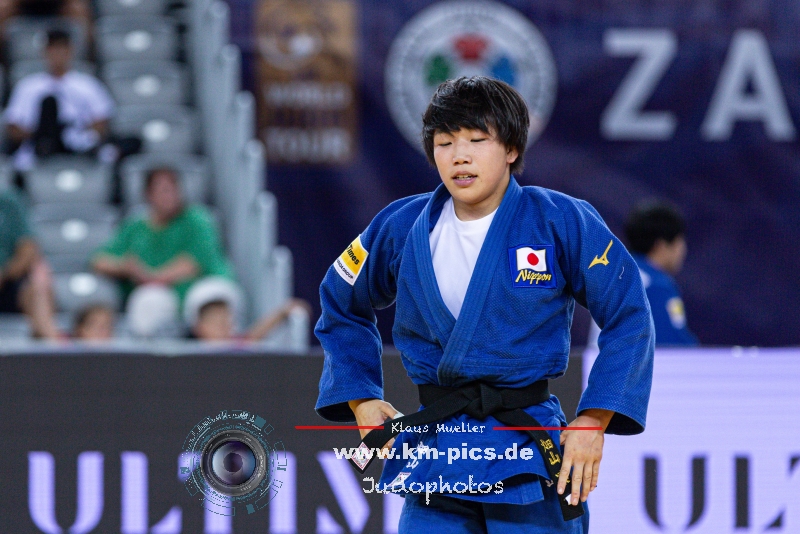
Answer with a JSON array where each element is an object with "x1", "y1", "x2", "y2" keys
[
  {"x1": 509, "y1": 244, "x2": 557, "y2": 289},
  {"x1": 516, "y1": 247, "x2": 547, "y2": 272}
]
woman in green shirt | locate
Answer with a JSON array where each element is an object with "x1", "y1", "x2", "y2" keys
[{"x1": 92, "y1": 167, "x2": 234, "y2": 305}]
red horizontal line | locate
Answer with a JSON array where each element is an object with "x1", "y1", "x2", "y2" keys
[
  {"x1": 296, "y1": 425, "x2": 603, "y2": 431},
  {"x1": 295, "y1": 425, "x2": 384, "y2": 430},
  {"x1": 492, "y1": 426, "x2": 603, "y2": 430}
]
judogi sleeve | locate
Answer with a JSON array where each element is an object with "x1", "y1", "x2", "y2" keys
[
  {"x1": 314, "y1": 199, "x2": 414, "y2": 422},
  {"x1": 560, "y1": 199, "x2": 655, "y2": 435},
  {"x1": 647, "y1": 282, "x2": 699, "y2": 346}
]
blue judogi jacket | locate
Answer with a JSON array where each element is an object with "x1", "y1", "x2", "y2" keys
[
  {"x1": 315, "y1": 177, "x2": 655, "y2": 504},
  {"x1": 632, "y1": 253, "x2": 698, "y2": 346}
]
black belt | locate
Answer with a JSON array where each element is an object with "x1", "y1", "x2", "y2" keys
[{"x1": 348, "y1": 380, "x2": 584, "y2": 521}]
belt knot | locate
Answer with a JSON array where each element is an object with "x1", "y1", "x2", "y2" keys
[{"x1": 464, "y1": 383, "x2": 505, "y2": 419}]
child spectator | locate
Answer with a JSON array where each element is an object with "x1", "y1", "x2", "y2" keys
[
  {"x1": 184, "y1": 276, "x2": 310, "y2": 342},
  {"x1": 24, "y1": 260, "x2": 117, "y2": 342},
  {"x1": 72, "y1": 303, "x2": 115, "y2": 341}
]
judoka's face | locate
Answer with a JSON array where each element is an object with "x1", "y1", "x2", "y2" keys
[{"x1": 433, "y1": 128, "x2": 518, "y2": 220}]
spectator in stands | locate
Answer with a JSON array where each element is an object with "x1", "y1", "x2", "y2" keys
[
  {"x1": 183, "y1": 276, "x2": 310, "y2": 342},
  {"x1": 624, "y1": 200, "x2": 698, "y2": 346},
  {"x1": 32, "y1": 301, "x2": 116, "y2": 342},
  {"x1": 92, "y1": 167, "x2": 234, "y2": 323},
  {"x1": 72, "y1": 304, "x2": 115, "y2": 340},
  {"x1": 3, "y1": 29, "x2": 114, "y2": 170},
  {"x1": 0, "y1": 190, "x2": 58, "y2": 338}
]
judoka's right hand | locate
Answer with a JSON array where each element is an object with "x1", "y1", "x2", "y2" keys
[{"x1": 348, "y1": 398, "x2": 401, "y2": 449}]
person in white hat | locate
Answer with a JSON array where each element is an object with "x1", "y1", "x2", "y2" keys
[{"x1": 184, "y1": 276, "x2": 310, "y2": 342}]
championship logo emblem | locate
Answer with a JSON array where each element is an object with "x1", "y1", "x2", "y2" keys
[
  {"x1": 509, "y1": 244, "x2": 556, "y2": 288},
  {"x1": 384, "y1": 0, "x2": 557, "y2": 153}
]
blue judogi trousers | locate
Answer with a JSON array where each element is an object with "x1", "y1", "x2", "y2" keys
[{"x1": 398, "y1": 484, "x2": 590, "y2": 533}]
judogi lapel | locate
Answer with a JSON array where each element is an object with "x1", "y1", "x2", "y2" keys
[{"x1": 410, "y1": 177, "x2": 524, "y2": 386}]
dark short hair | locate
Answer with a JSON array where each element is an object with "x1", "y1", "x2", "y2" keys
[
  {"x1": 625, "y1": 201, "x2": 686, "y2": 255},
  {"x1": 144, "y1": 167, "x2": 179, "y2": 194},
  {"x1": 46, "y1": 29, "x2": 71, "y2": 47},
  {"x1": 422, "y1": 76, "x2": 529, "y2": 175}
]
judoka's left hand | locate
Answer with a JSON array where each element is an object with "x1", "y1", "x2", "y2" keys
[
  {"x1": 558, "y1": 408, "x2": 613, "y2": 504},
  {"x1": 348, "y1": 398, "x2": 401, "y2": 450}
]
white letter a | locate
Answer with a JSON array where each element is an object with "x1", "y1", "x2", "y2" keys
[{"x1": 702, "y1": 30, "x2": 796, "y2": 140}]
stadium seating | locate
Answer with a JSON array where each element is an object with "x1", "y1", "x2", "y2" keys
[
  {"x1": 0, "y1": 314, "x2": 31, "y2": 338},
  {"x1": 96, "y1": 16, "x2": 177, "y2": 62},
  {"x1": 112, "y1": 104, "x2": 197, "y2": 153},
  {"x1": 3, "y1": 17, "x2": 87, "y2": 62},
  {"x1": 10, "y1": 59, "x2": 95, "y2": 86},
  {"x1": 119, "y1": 152, "x2": 209, "y2": 205},
  {"x1": 30, "y1": 203, "x2": 119, "y2": 257},
  {"x1": 53, "y1": 272, "x2": 122, "y2": 313},
  {"x1": 102, "y1": 60, "x2": 188, "y2": 106},
  {"x1": 48, "y1": 252, "x2": 94, "y2": 274},
  {"x1": 97, "y1": 0, "x2": 168, "y2": 18},
  {"x1": 0, "y1": 0, "x2": 310, "y2": 350},
  {"x1": 24, "y1": 156, "x2": 113, "y2": 204}
]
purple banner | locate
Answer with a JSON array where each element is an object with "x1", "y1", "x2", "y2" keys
[
  {"x1": 583, "y1": 347, "x2": 800, "y2": 532},
  {"x1": 230, "y1": 0, "x2": 800, "y2": 346}
]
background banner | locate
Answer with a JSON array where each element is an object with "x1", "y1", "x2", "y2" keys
[
  {"x1": 583, "y1": 347, "x2": 800, "y2": 534},
  {"x1": 254, "y1": 0, "x2": 358, "y2": 164},
  {"x1": 6, "y1": 349, "x2": 797, "y2": 532},
  {"x1": 227, "y1": 0, "x2": 800, "y2": 347}
]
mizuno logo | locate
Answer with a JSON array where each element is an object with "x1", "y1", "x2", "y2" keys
[{"x1": 589, "y1": 240, "x2": 613, "y2": 268}]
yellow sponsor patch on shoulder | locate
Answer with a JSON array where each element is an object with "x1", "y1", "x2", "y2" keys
[
  {"x1": 334, "y1": 235, "x2": 368, "y2": 286},
  {"x1": 666, "y1": 297, "x2": 687, "y2": 329}
]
